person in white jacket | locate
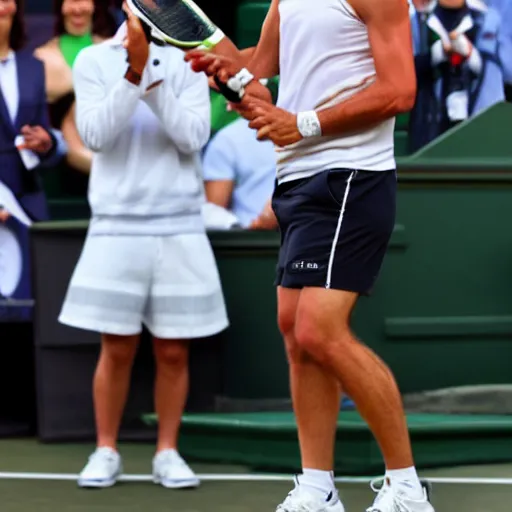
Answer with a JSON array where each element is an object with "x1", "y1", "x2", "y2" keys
[{"x1": 59, "y1": 7, "x2": 228, "y2": 489}]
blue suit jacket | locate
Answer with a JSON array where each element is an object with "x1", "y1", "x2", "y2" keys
[{"x1": 0, "y1": 51, "x2": 64, "y2": 222}]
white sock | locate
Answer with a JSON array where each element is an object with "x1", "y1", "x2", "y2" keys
[
  {"x1": 299, "y1": 468, "x2": 336, "y2": 499},
  {"x1": 386, "y1": 467, "x2": 424, "y2": 500}
]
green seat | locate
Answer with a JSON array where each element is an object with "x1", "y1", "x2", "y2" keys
[{"x1": 236, "y1": 2, "x2": 271, "y2": 48}]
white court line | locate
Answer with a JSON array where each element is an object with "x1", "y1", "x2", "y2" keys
[{"x1": 0, "y1": 472, "x2": 511, "y2": 485}]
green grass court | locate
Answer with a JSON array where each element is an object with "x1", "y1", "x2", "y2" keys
[{"x1": 0, "y1": 440, "x2": 511, "y2": 511}]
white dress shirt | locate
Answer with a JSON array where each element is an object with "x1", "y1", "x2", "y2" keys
[{"x1": 0, "y1": 51, "x2": 19, "y2": 124}]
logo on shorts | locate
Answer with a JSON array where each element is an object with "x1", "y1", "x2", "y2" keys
[{"x1": 291, "y1": 260, "x2": 320, "y2": 271}]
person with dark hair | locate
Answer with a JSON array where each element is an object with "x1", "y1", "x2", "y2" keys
[
  {"x1": 0, "y1": 0, "x2": 66, "y2": 224},
  {"x1": 34, "y1": 0, "x2": 116, "y2": 197}
]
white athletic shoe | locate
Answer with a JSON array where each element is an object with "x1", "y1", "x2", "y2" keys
[
  {"x1": 366, "y1": 477, "x2": 435, "y2": 512},
  {"x1": 78, "y1": 447, "x2": 122, "y2": 488},
  {"x1": 276, "y1": 477, "x2": 345, "y2": 512},
  {"x1": 152, "y1": 449, "x2": 200, "y2": 489}
]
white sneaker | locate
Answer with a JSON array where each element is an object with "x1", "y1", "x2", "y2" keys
[
  {"x1": 366, "y1": 477, "x2": 435, "y2": 512},
  {"x1": 152, "y1": 449, "x2": 200, "y2": 489},
  {"x1": 276, "y1": 477, "x2": 345, "y2": 512},
  {"x1": 78, "y1": 447, "x2": 122, "y2": 488}
]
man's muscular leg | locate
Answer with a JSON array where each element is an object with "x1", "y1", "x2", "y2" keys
[
  {"x1": 293, "y1": 287, "x2": 423, "y2": 499},
  {"x1": 278, "y1": 287, "x2": 341, "y2": 496}
]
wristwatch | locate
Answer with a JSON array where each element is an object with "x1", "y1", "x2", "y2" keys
[{"x1": 125, "y1": 67, "x2": 142, "y2": 86}]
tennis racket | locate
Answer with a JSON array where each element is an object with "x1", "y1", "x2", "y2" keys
[{"x1": 126, "y1": 0, "x2": 225, "y2": 50}]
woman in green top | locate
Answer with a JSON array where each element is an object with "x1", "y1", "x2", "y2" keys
[{"x1": 34, "y1": 0, "x2": 115, "y2": 197}]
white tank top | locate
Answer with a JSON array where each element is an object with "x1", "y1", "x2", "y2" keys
[{"x1": 276, "y1": 0, "x2": 396, "y2": 183}]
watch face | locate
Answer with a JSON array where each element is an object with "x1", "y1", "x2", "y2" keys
[{"x1": 0, "y1": 225, "x2": 22, "y2": 298}]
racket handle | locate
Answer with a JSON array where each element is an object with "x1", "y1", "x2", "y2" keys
[{"x1": 214, "y1": 75, "x2": 243, "y2": 104}]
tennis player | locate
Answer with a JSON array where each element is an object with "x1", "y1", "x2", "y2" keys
[
  {"x1": 59, "y1": 5, "x2": 228, "y2": 489},
  {"x1": 185, "y1": 0, "x2": 436, "y2": 510}
]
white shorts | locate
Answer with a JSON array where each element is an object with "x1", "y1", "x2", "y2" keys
[{"x1": 59, "y1": 234, "x2": 229, "y2": 339}]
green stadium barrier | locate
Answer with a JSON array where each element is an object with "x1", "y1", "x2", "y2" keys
[{"x1": 408, "y1": 101, "x2": 512, "y2": 163}]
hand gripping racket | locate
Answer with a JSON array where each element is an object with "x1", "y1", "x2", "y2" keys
[{"x1": 126, "y1": 0, "x2": 225, "y2": 49}]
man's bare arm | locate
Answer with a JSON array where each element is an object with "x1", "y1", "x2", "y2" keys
[
  {"x1": 247, "y1": 0, "x2": 280, "y2": 78},
  {"x1": 205, "y1": 180, "x2": 234, "y2": 209},
  {"x1": 187, "y1": 0, "x2": 279, "y2": 80},
  {"x1": 317, "y1": 0, "x2": 416, "y2": 135}
]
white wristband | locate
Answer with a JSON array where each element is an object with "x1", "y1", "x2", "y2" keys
[
  {"x1": 297, "y1": 111, "x2": 322, "y2": 138},
  {"x1": 226, "y1": 68, "x2": 255, "y2": 99}
]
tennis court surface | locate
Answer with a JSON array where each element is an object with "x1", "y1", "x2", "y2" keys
[{"x1": 0, "y1": 440, "x2": 511, "y2": 511}]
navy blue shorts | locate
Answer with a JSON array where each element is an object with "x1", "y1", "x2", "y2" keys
[{"x1": 272, "y1": 169, "x2": 396, "y2": 294}]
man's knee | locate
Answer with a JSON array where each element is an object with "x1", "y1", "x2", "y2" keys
[
  {"x1": 100, "y1": 334, "x2": 139, "y2": 367},
  {"x1": 294, "y1": 310, "x2": 352, "y2": 364},
  {"x1": 153, "y1": 339, "x2": 189, "y2": 369},
  {"x1": 277, "y1": 288, "x2": 306, "y2": 362},
  {"x1": 277, "y1": 289, "x2": 299, "y2": 339},
  {"x1": 278, "y1": 309, "x2": 295, "y2": 344},
  {"x1": 292, "y1": 288, "x2": 357, "y2": 361}
]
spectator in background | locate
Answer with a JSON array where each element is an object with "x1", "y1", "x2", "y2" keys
[
  {"x1": 409, "y1": 0, "x2": 504, "y2": 151},
  {"x1": 203, "y1": 114, "x2": 278, "y2": 228},
  {"x1": 59, "y1": 9, "x2": 227, "y2": 489},
  {"x1": 34, "y1": 0, "x2": 115, "y2": 197},
  {"x1": 203, "y1": 117, "x2": 276, "y2": 228},
  {"x1": 408, "y1": 0, "x2": 438, "y2": 152},
  {"x1": 0, "y1": 0, "x2": 66, "y2": 223}
]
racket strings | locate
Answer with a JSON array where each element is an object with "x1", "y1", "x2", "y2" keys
[{"x1": 134, "y1": 0, "x2": 216, "y2": 43}]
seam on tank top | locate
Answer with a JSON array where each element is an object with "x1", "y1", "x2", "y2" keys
[
  {"x1": 339, "y1": 0, "x2": 362, "y2": 21},
  {"x1": 314, "y1": 75, "x2": 376, "y2": 110}
]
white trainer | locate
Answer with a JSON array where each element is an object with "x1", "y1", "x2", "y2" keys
[
  {"x1": 366, "y1": 478, "x2": 435, "y2": 512},
  {"x1": 77, "y1": 447, "x2": 122, "y2": 488},
  {"x1": 276, "y1": 477, "x2": 345, "y2": 512},
  {"x1": 152, "y1": 449, "x2": 200, "y2": 489}
]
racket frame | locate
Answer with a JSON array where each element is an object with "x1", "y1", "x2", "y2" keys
[{"x1": 126, "y1": 0, "x2": 225, "y2": 49}]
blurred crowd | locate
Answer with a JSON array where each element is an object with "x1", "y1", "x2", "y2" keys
[
  {"x1": 408, "y1": 0, "x2": 512, "y2": 152},
  {"x1": 0, "y1": 0, "x2": 510, "y2": 230}
]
